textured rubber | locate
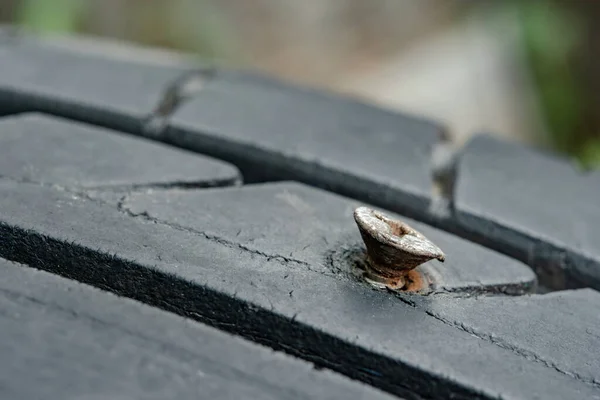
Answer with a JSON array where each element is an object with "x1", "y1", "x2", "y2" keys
[{"x1": 0, "y1": 35, "x2": 599, "y2": 400}]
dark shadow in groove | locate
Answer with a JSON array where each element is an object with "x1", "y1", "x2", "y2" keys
[
  {"x1": 0, "y1": 95, "x2": 27, "y2": 117},
  {"x1": 0, "y1": 222, "x2": 486, "y2": 400},
  {"x1": 439, "y1": 223, "x2": 592, "y2": 294},
  {"x1": 86, "y1": 176, "x2": 242, "y2": 192}
]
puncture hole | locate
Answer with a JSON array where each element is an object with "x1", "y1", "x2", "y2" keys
[{"x1": 329, "y1": 245, "x2": 431, "y2": 293}]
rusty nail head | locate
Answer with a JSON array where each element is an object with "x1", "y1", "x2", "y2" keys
[{"x1": 353, "y1": 207, "x2": 445, "y2": 290}]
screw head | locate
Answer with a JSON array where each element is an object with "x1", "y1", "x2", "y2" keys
[{"x1": 353, "y1": 207, "x2": 445, "y2": 289}]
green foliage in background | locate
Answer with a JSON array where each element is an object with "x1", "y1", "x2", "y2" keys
[
  {"x1": 18, "y1": 0, "x2": 84, "y2": 34},
  {"x1": 514, "y1": 1, "x2": 600, "y2": 169},
  {"x1": 16, "y1": 0, "x2": 239, "y2": 63}
]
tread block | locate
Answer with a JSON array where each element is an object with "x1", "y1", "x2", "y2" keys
[
  {"x1": 121, "y1": 182, "x2": 536, "y2": 294},
  {"x1": 0, "y1": 181, "x2": 596, "y2": 399},
  {"x1": 0, "y1": 41, "x2": 187, "y2": 130},
  {"x1": 415, "y1": 289, "x2": 600, "y2": 388},
  {"x1": 0, "y1": 114, "x2": 241, "y2": 189},
  {"x1": 169, "y1": 71, "x2": 442, "y2": 216},
  {"x1": 454, "y1": 135, "x2": 600, "y2": 290},
  {"x1": 0, "y1": 258, "x2": 392, "y2": 400}
]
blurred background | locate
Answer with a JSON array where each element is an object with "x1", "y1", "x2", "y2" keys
[{"x1": 1, "y1": 0, "x2": 599, "y2": 168}]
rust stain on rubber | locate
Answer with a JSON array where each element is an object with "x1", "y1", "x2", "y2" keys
[{"x1": 401, "y1": 269, "x2": 427, "y2": 292}]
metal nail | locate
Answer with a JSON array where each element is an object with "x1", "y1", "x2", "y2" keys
[{"x1": 353, "y1": 206, "x2": 445, "y2": 290}]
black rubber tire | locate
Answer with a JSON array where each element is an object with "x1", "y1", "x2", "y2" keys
[{"x1": 0, "y1": 35, "x2": 598, "y2": 400}]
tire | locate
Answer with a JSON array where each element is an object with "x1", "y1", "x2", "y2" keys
[{"x1": 0, "y1": 34, "x2": 598, "y2": 400}]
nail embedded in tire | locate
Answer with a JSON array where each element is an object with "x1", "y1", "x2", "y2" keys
[{"x1": 353, "y1": 207, "x2": 445, "y2": 290}]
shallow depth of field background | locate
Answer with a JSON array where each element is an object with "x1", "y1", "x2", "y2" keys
[{"x1": 1, "y1": 0, "x2": 599, "y2": 168}]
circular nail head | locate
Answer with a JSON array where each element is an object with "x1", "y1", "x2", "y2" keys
[{"x1": 353, "y1": 207, "x2": 445, "y2": 289}]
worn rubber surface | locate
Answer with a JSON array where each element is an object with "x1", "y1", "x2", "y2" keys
[
  {"x1": 0, "y1": 36, "x2": 599, "y2": 400},
  {"x1": 0, "y1": 258, "x2": 394, "y2": 400}
]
